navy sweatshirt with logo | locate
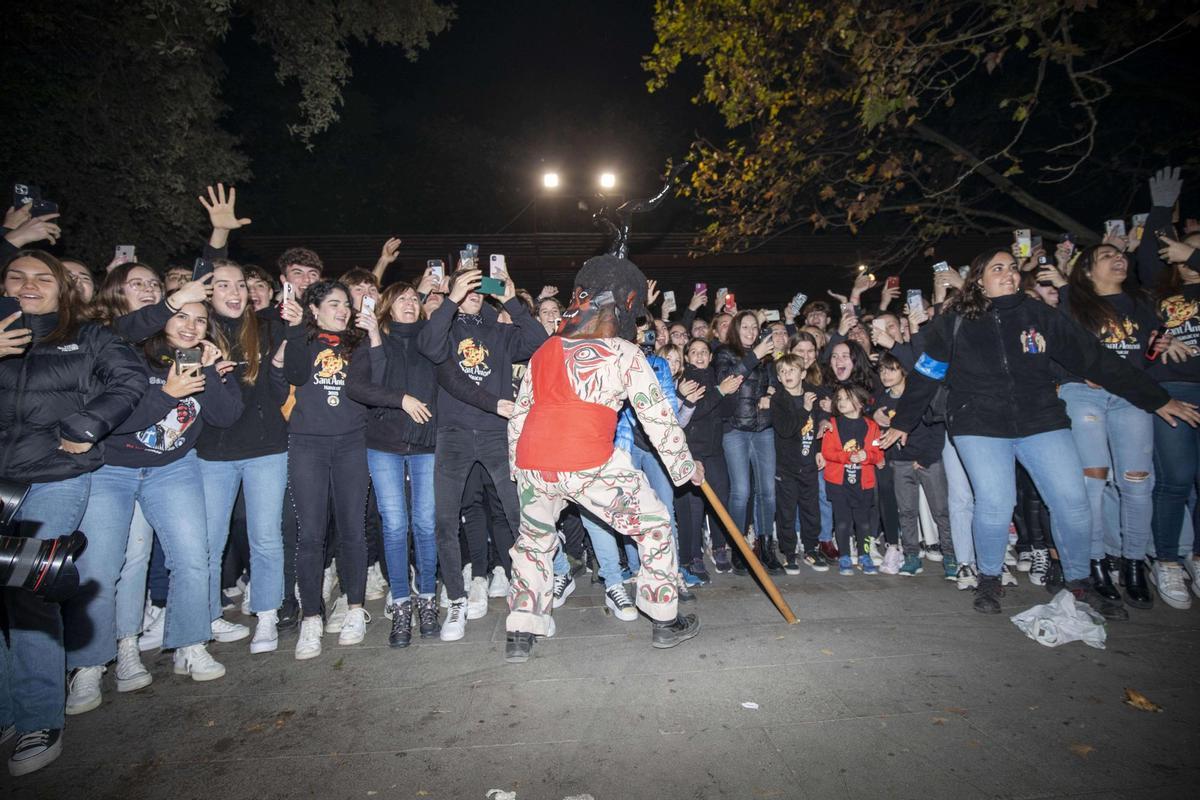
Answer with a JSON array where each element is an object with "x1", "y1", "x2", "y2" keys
[
  {"x1": 278, "y1": 324, "x2": 371, "y2": 437},
  {"x1": 416, "y1": 297, "x2": 547, "y2": 433}
]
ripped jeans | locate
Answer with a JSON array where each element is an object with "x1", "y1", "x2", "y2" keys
[{"x1": 1060, "y1": 382, "x2": 1155, "y2": 560}]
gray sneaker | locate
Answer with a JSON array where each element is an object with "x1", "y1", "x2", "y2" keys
[{"x1": 651, "y1": 613, "x2": 701, "y2": 649}]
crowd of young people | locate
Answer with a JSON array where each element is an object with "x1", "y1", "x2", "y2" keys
[{"x1": 3, "y1": 168, "x2": 1200, "y2": 777}]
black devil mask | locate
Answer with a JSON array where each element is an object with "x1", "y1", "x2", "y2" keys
[{"x1": 561, "y1": 254, "x2": 648, "y2": 341}]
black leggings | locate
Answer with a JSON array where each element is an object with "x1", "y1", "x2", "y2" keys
[
  {"x1": 677, "y1": 453, "x2": 730, "y2": 563},
  {"x1": 1015, "y1": 463, "x2": 1054, "y2": 551},
  {"x1": 874, "y1": 462, "x2": 901, "y2": 546},
  {"x1": 288, "y1": 431, "x2": 369, "y2": 617},
  {"x1": 828, "y1": 482, "x2": 877, "y2": 557}
]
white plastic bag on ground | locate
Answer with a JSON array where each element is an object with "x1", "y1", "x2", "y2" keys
[{"x1": 1010, "y1": 589, "x2": 1107, "y2": 649}]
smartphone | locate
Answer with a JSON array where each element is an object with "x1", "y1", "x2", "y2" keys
[
  {"x1": 282, "y1": 281, "x2": 294, "y2": 305},
  {"x1": 11, "y1": 183, "x2": 37, "y2": 209},
  {"x1": 1146, "y1": 327, "x2": 1170, "y2": 361},
  {"x1": 763, "y1": 309, "x2": 780, "y2": 322},
  {"x1": 192, "y1": 256, "x2": 213, "y2": 281},
  {"x1": 427, "y1": 258, "x2": 445, "y2": 285},
  {"x1": 885, "y1": 276, "x2": 900, "y2": 291},
  {"x1": 1013, "y1": 229, "x2": 1032, "y2": 258},
  {"x1": 694, "y1": 282, "x2": 707, "y2": 296},
  {"x1": 871, "y1": 317, "x2": 888, "y2": 332},
  {"x1": 479, "y1": 276, "x2": 505, "y2": 296},
  {"x1": 932, "y1": 261, "x2": 950, "y2": 273},
  {"x1": 1061, "y1": 233, "x2": 1076, "y2": 258},
  {"x1": 662, "y1": 290, "x2": 677, "y2": 314},
  {"x1": 0, "y1": 295, "x2": 25, "y2": 332},
  {"x1": 788, "y1": 292, "x2": 808, "y2": 315},
  {"x1": 1031, "y1": 235, "x2": 1043, "y2": 252},
  {"x1": 1132, "y1": 213, "x2": 1149, "y2": 241},
  {"x1": 489, "y1": 253, "x2": 507, "y2": 279},
  {"x1": 361, "y1": 296, "x2": 377, "y2": 317},
  {"x1": 114, "y1": 245, "x2": 136, "y2": 266},
  {"x1": 174, "y1": 347, "x2": 202, "y2": 375},
  {"x1": 723, "y1": 292, "x2": 736, "y2": 313},
  {"x1": 906, "y1": 289, "x2": 925, "y2": 312},
  {"x1": 715, "y1": 287, "x2": 728, "y2": 309},
  {"x1": 1105, "y1": 219, "x2": 1126, "y2": 238}
]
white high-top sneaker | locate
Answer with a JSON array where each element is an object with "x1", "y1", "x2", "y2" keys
[
  {"x1": 295, "y1": 617, "x2": 323, "y2": 660},
  {"x1": 173, "y1": 644, "x2": 226, "y2": 681},
  {"x1": 322, "y1": 560, "x2": 339, "y2": 606},
  {"x1": 138, "y1": 601, "x2": 166, "y2": 652},
  {"x1": 250, "y1": 610, "x2": 279, "y2": 654},
  {"x1": 65, "y1": 666, "x2": 104, "y2": 715},
  {"x1": 364, "y1": 562, "x2": 389, "y2": 601},
  {"x1": 115, "y1": 636, "x2": 152, "y2": 692},
  {"x1": 439, "y1": 599, "x2": 468, "y2": 641},
  {"x1": 324, "y1": 595, "x2": 349, "y2": 633},
  {"x1": 466, "y1": 576, "x2": 490, "y2": 619},
  {"x1": 487, "y1": 565, "x2": 509, "y2": 599}
]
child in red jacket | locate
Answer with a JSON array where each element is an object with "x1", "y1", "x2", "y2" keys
[{"x1": 821, "y1": 384, "x2": 885, "y2": 576}]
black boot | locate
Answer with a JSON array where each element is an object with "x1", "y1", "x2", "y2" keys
[
  {"x1": 1044, "y1": 558, "x2": 1065, "y2": 594},
  {"x1": 388, "y1": 600, "x2": 413, "y2": 648},
  {"x1": 758, "y1": 538, "x2": 785, "y2": 575},
  {"x1": 1090, "y1": 559, "x2": 1122, "y2": 601},
  {"x1": 731, "y1": 545, "x2": 749, "y2": 576},
  {"x1": 1119, "y1": 557, "x2": 1154, "y2": 609},
  {"x1": 652, "y1": 613, "x2": 701, "y2": 649},
  {"x1": 973, "y1": 575, "x2": 1004, "y2": 614},
  {"x1": 505, "y1": 631, "x2": 535, "y2": 663},
  {"x1": 416, "y1": 596, "x2": 441, "y2": 638},
  {"x1": 1069, "y1": 578, "x2": 1129, "y2": 621}
]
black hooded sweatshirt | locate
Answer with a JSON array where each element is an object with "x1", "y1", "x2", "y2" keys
[{"x1": 892, "y1": 292, "x2": 1169, "y2": 439}]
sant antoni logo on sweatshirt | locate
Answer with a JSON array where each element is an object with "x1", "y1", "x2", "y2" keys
[
  {"x1": 458, "y1": 337, "x2": 492, "y2": 383},
  {"x1": 312, "y1": 333, "x2": 347, "y2": 406}
]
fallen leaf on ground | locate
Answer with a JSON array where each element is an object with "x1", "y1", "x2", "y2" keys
[
  {"x1": 1069, "y1": 743, "x2": 1095, "y2": 758},
  {"x1": 1123, "y1": 688, "x2": 1163, "y2": 712},
  {"x1": 819, "y1": 648, "x2": 834, "y2": 655},
  {"x1": 931, "y1": 717, "x2": 948, "y2": 725}
]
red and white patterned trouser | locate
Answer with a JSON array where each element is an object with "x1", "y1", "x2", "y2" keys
[{"x1": 506, "y1": 449, "x2": 679, "y2": 635}]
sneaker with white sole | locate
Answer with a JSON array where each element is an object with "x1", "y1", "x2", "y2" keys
[
  {"x1": 1183, "y1": 556, "x2": 1200, "y2": 598},
  {"x1": 1151, "y1": 560, "x2": 1193, "y2": 610},
  {"x1": 8, "y1": 728, "x2": 62, "y2": 777},
  {"x1": 115, "y1": 636, "x2": 152, "y2": 693},
  {"x1": 924, "y1": 543, "x2": 944, "y2": 563},
  {"x1": 240, "y1": 584, "x2": 252, "y2": 617},
  {"x1": 878, "y1": 545, "x2": 903, "y2": 574},
  {"x1": 604, "y1": 584, "x2": 638, "y2": 622},
  {"x1": 338, "y1": 607, "x2": 370, "y2": 645},
  {"x1": 251, "y1": 610, "x2": 279, "y2": 654},
  {"x1": 467, "y1": 576, "x2": 489, "y2": 620},
  {"x1": 324, "y1": 595, "x2": 349, "y2": 633},
  {"x1": 295, "y1": 617, "x2": 324, "y2": 660},
  {"x1": 552, "y1": 573, "x2": 576, "y2": 609},
  {"x1": 1028, "y1": 548, "x2": 1050, "y2": 586},
  {"x1": 440, "y1": 599, "x2": 468, "y2": 641},
  {"x1": 211, "y1": 617, "x2": 250, "y2": 643},
  {"x1": 364, "y1": 562, "x2": 389, "y2": 601},
  {"x1": 487, "y1": 565, "x2": 510, "y2": 598},
  {"x1": 65, "y1": 666, "x2": 104, "y2": 715},
  {"x1": 1000, "y1": 564, "x2": 1019, "y2": 587},
  {"x1": 173, "y1": 644, "x2": 226, "y2": 681},
  {"x1": 1016, "y1": 550, "x2": 1033, "y2": 572},
  {"x1": 138, "y1": 602, "x2": 166, "y2": 652},
  {"x1": 956, "y1": 563, "x2": 979, "y2": 590},
  {"x1": 866, "y1": 537, "x2": 883, "y2": 563},
  {"x1": 1004, "y1": 546, "x2": 1017, "y2": 566},
  {"x1": 322, "y1": 561, "x2": 339, "y2": 607}
]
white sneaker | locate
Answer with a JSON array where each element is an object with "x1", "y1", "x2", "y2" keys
[
  {"x1": 877, "y1": 545, "x2": 903, "y2": 575},
  {"x1": 322, "y1": 561, "x2": 339, "y2": 607},
  {"x1": 440, "y1": 599, "x2": 468, "y2": 641},
  {"x1": 1153, "y1": 560, "x2": 1193, "y2": 610},
  {"x1": 552, "y1": 573, "x2": 576, "y2": 609},
  {"x1": 251, "y1": 610, "x2": 279, "y2": 654},
  {"x1": 65, "y1": 666, "x2": 104, "y2": 715},
  {"x1": 324, "y1": 595, "x2": 349, "y2": 633},
  {"x1": 439, "y1": 582, "x2": 450, "y2": 609},
  {"x1": 956, "y1": 563, "x2": 979, "y2": 590},
  {"x1": 138, "y1": 602, "x2": 166, "y2": 651},
  {"x1": 1004, "y1": 546, "x2": 1017, "y2": 566},
  {"x1": 338, "y1": 607, "x2": 370, "y2": 645},
  {"x1": 1016, "y1": 550, "x2": 1034, "y2": 572},
  {"x1": 365, "y1": 562, "x2": 389, "y2": 601},
  {"x1": 295, "y1": 617, "x2": 324, "y2": 660},
  {"x1": 604, "y1": 583, "x2": 638, "y2": 622},
  {"x1": 487, "y1": 565, "x2": 510, "y2": 599},
  {"x1": 1184, "y1": 556, "x2": 1200, "y2": 598},
  {"x1": 1000, "y1": 564, "x2": 1019, "y2": 587},
  {"x1": 211, "y1": 617, "x2": 250, "y2": 643},
  {"x1": 115, "y1": 636, "x2": 152, "y2": 692},
  {"x1": 467, "y1": 576, "x2": 489, "y2": 620},
  {"x1": 173, "y1": 644, "x2": 226, "y2": 681},
  {"x1": 924, "y1": 543, "x2": 944, "y2": 563},
  {"x1": 866, "y1": 537, "x2": 883, "y2": 563},
  {"x1": 1028, "y1": 548, "x2": 1050, "y2": 586},
  {"x1": 240, "y1": 584, "x2": 252, "y2": 617}
]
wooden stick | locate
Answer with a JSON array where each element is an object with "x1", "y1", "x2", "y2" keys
[{"x1": 699, "y1": 480, "x2": 798, "y2": 624}]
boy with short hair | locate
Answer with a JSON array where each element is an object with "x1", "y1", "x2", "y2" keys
[{"x1": 771, "y1": 354, "x2": 829, "y2": 574}]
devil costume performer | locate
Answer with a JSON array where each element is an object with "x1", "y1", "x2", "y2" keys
[{"x1": 504, "y1": 254, "x2": 703, "y2": 661}]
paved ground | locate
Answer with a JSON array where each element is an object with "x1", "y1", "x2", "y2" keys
[{"x1": 6, "y1": 563, "x2": 1199, "y2": 800}]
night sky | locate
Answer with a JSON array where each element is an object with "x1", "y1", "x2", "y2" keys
[{"x1": 223, "y1": 0, "x2": 717, "y2": 238}]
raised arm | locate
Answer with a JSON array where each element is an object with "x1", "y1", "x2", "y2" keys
[{"x1": 620, "y1": 343, "x2": 697, "y2": 486}]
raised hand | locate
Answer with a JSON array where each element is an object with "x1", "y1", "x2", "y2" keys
[
  {"x1": 4, "y1": 205, "x2": 31, "y2": 230},
  {"x1": 1157, "y1": 233, "x2": 1196, "y2": 266},
  {"x1": 1036, "y1": 266, "x2": 1067, "y2": 288},
  {"x1": 449, "y1": 269, "x2": 482, "y2": 304},
  {"x1": 169, "y1": 273, "x2": 213, "y2": 307},
  {"x1": 199, "y1": 183, "x2": 251, "y2": 251},
  {"x1": 1148, "y1": 166, "x2": 1183, "y2": 209},
  {"x1": 0, "y1": 311, "x2": 32, "y2": 357},
  {"x1": 4, "y1": 212, "x2": 61, "y2": 248},
  {"x1": 646, "y1": 279, "x2": 661, "y2": 307},
  {"x1": 378, "y1": 237, "x2": 402, "y2": 266},
  {"x1": 537, "y1": 285, "x2": 559, "y2": 301}
]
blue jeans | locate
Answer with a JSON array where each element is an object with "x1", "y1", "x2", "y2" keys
[
  {"x1": 114, "y1": 502, "x2": 154, "y2": 638},
  {"x1": 577, "y1": 510, "x2": 626, "y2": 587},
  {"x1": 954, "y1": 430, "x2": 1091, "y2": 582},
  {"x1": 942, "y1": 436, "x2": 975, "y2": 566},
  {"x1": 367, "y1": 449, "x2": 437, "y2": 599},
  {"x1": 723, "y1": 428, "x2": 776, "y2": 539},
  {"x1": 1061, "y1": 383, "x2": 1155, "y2": 560},
  {"x1": 1, "y1": 474, "x2": 90, "y2": 732},
  {"x1": 79, "y1": 453, "x2": 211, "y2": 660},
  {"x1": 199, "y1": 453, "x2": 288, "y2": 617},
  {"x1": 817, "y1": 474, "x2": 833, "y2": 542},
  {"x1": 1152, "y1": 381, "x2": 1200, "y2": 561}
]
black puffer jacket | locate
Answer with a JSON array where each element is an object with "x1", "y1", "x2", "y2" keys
[
  {"x1": 0, "y1": 313, "x2": 147, "y2": 483},
  {"x1": 714, "y1": 346, "x2": 775, "y2": 433},
  {"x1": 892, "y1": 292, "x2": 1170, "y2": 439},
  {"x1": 346, "y1": 321, "x2": 438, "y2": 454}
]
